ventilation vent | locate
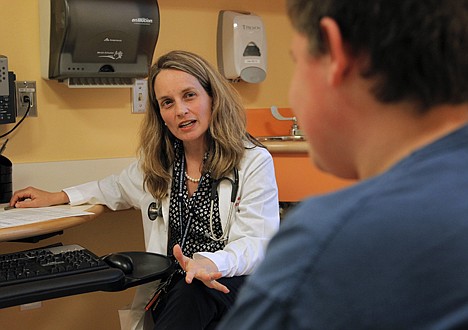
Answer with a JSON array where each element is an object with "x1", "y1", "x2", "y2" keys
[{"x1": 64, "y1": 77, "x2": 134, "y2": 88}]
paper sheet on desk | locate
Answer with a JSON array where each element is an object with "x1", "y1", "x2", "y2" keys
[{"x1": 0, "y1": 205, "x2": 94, "y2": 229}]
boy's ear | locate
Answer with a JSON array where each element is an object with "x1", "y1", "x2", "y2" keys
[{"x1": 320, "y1": 17, "x2": 351, "y2": 86}]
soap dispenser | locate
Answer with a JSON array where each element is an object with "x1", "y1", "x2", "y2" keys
[{"x1": 217, "y1": 10, "x2": 267, "y2": 83}]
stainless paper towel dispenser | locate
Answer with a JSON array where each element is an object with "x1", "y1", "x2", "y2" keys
[{"x1": 39, "y1": 0, "x2": 160, "y2": 88}]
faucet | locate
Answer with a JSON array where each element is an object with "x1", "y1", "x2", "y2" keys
[{"x1": 270, "y1": 106, "x2": 303, "y2": 136}]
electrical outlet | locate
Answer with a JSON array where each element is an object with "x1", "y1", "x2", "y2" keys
[
  {"x1": 15, "y1": 81, "x2": 37, "y2": 117},
  {"x1": 132, "y1": 78, "x2": 148, "y2": 113}
]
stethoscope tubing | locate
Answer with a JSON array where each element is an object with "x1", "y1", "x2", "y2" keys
[{"x1": 147, "y1": 167, "x2": 239, "y2": 243}]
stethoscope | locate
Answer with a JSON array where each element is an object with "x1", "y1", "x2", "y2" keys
[
  {"x1": 207, "y1": 167, "x2": 239, "y2": 242},
  {"x1": 147, "y1": 201, "x2": 163, "y2": 220},
  {"x1": 147, "y1": 166, "x2": 239, "y2": 243}
]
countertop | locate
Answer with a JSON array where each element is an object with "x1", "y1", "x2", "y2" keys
[
  {"x1": 0, "y1": 204, "x2": 106, "y2": 242},
  {"x1": 260, "y1": 140, "x2": 309, "y2": 154}
]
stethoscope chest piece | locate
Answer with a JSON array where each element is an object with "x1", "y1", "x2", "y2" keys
[{"x1": 148, "y1": 202, "x2": 162, "y2": 221}]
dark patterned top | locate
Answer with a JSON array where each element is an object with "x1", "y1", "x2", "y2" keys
[{"x1": 167, "y1": 142, "x2": 224, "y2": 259}]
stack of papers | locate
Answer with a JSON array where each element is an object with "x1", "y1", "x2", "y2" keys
[{"x1": 0, "y1": 205, "x2": 94, "y2": 229}]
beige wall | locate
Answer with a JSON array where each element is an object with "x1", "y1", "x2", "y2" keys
[
  {"x1": 2, "y1": 0, "x2": 293, "y2": 164},
  {"x1": 0, "y1": 1, "x2": 293, "y2": 329}
]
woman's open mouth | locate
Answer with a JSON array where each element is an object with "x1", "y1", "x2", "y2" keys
[{"x1": 179, "y1": 120, "x2": 196, "y2": 128}]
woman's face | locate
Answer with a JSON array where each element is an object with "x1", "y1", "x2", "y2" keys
[{"x1": 154, "y1": 69, "x2": 212, "y2": 148}]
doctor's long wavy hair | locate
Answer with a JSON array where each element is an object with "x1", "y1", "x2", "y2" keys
[{"x1": 139, "y1": 50, "x2": 261, "y2": 200}]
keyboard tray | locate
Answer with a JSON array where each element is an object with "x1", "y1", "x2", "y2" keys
[
  {"x1": 0, "y1": 248, "x2": 173, "y2": 309},
  {"x1": 0, "y1": 244, "x2": 109, "y2": 287},
  {"x1": 0, "y1": 267, "x2": 125, "y2": 308}
]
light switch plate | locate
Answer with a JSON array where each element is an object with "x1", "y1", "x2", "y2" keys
[
  {"x1": 132, "y1": 78, "x2": 148, "y2": 113},
  {"x1": 16, "y1": 81, "x2": 37, "y2": 117}
]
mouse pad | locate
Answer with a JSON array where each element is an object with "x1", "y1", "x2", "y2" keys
[{"x1": 111, "y1": 251, "x2": 174, "y2": 290}]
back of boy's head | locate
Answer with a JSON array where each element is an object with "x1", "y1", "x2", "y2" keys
[{"x1": 287, "y1": 0, "x2": 468, "y2": 111}]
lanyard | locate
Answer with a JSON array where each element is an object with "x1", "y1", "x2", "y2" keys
[{"x1": 177, "y1": 155, "x2": 195, "y2": 251}]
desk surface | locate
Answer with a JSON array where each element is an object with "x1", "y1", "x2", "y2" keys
[{"x1": 0, "y1": 205, "x2": 105, "y2": 242}]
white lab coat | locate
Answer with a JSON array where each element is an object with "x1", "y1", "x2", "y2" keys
[{"x1": 64, "y1": 145, "x2": 280, "y2": 329}]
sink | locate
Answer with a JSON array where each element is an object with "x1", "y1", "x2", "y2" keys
[
  {"x1": 256, "y1": 135, "x2": 308, "y2": 153},
  {"x1": 256, "y1": 135, "x2": 306, "y2": 142}
]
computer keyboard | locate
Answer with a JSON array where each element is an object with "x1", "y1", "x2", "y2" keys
[
  {"x1": 0, "y1": 244, "x2": 173, "y2": 309},
  {"x1": 0, "y1": 244, "x2": 108, "y2": 287}
]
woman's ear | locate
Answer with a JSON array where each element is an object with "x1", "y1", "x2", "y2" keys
[{"x1": 320, "y1": 17, "x2": 351, "y2": 86}]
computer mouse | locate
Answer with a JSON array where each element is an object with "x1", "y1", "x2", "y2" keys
[{"x1": 103, "y1": 253, "x2": 134, "y2": 274}]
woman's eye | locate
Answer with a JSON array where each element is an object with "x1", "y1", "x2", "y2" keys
[
  {"x1": 185, "y1": 91, "x2": 196, "y2": 99},
  {"x1": 160, "y1": 99, "x2": 173, "y2": 108}
]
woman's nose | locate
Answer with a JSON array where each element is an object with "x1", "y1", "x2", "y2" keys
[{"x1": 174, "y1": 102, "x2": 189, "y2": 116}]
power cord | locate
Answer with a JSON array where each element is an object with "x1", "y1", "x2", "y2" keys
[{"x1": 0, "y1": 95, "x2": 31, "y2": 139}]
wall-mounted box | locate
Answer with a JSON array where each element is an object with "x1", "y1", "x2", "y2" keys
[
  {"x1": 39, "y1": 0, "x2": 160, "y2": 88},
  {"x1": 217, "y1": 10, "x2": 267, "y2": 83}
]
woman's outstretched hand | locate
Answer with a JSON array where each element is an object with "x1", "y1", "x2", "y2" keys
[
  {"x1": 173, "y1": 244, "x2": 230, "y2": 293},
  {"x1": 9, "y1": 186, "x2": 69, "y2": 208}
]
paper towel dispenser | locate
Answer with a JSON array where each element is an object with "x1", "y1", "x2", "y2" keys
[{"x1": 39, "y1": 0, "x2": 160, "y2": 88}]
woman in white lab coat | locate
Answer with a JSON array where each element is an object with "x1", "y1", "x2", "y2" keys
[{"x1": 10, "y1": 50, "x2": 280, "y2": 329}]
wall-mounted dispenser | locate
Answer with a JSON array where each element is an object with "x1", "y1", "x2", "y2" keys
[
  {"x1": 217, "y1": 10, "x2": 267, "y2": 83},
  {"x1": 39, "y1": 0, "x2": 160, "y2": 88}
]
